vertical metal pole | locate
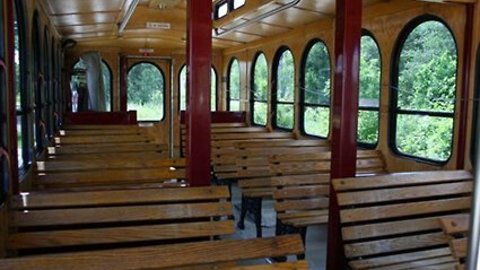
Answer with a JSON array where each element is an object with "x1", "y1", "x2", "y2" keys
[
  {"x1": 457, "y1": 4, "x2": 474, "y2": 170},
  {"x1": 186, "y1": 0, "x2": 212, "y2": 186},
  {"x1": 468, "y1": 43, "x2": 480, "y2": 270},
  {"x1": 327, "y1": 0, "x2": 362, "y2": 269},
  {"x1": 6, "y1": 0, "x2": 19, "y2": 194}
]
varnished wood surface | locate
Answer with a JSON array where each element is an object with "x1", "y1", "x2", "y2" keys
[
  {"x1": 36, "y1": 158, "x2": 185, "y2": 172},
  {"x1": 333, "y1": 170, "x2": 472, "y2": 269},
  {"x1": 10, "y1": 186, "x2": 230, "y2": 210},
  {"x1": 47, "y1": 143, "x2": 167, "y2": 156},
  {"x1": 0, "y1": 235, "x2": 304, "y2": 270}
]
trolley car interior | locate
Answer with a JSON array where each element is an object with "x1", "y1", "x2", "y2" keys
[{"x1": 1, "y1": 0, "x2": 480, "y2": 269}]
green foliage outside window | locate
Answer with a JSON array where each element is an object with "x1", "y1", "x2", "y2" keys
[
  {"x1": 275, "y1": 49, "x2": 295, "y2": 129},
  {"x1": 358, "y1": 35, "x2": 381, "y2": 145},
  {"x1": 252, "y1": 53, "x2": 268, "y2": 125},
  {"x1": 229, "y1": 59, "x2": 241, "y2": 111},
  {"x1": 302, "y1": 41, "x2": 330, "y2": 137},
  {"x1": 395, "y1": 20, "x2": 457, "y2": 161},
  {"x1": 127, "y1": 62, "x2": 164, "y2": 121}
]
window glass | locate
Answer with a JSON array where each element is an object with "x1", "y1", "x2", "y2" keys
[
  {"x1": 217, "y1": 2, "x2": 228, "y2": 18},
  {"x1": 228, "y1": 59, "x2": 241, "y2": 111},
  {"x1": 211, "y1": 67, "x2": 217, "y2": 111},
  {"x1": 179, "y1": 65, "x2": 187, "y2": 111},
  {"x1": 302, "y1": 41, "x2": 330, "y2": 137},
  {"x1": 102, "y1": 61, "x2": 112, "y2": 111},
  {"x1": 233, "y1": 0, "x2": 246, "y2": 9},
  {"x1": 393, "y1": 20, "x2": 457, "y2": 162},
  {"x1": 274, "y1": 49, "x2": 295, "y2": 130},
  {"x1": 127, "y1": 62, "x2": 165, "y2": 121},
  {"x1": 358, "y1": 35, "x2": 381, "y2": 145},
  {"x1": 251, "y1": 53, "x2": 268, "y2": 126}
]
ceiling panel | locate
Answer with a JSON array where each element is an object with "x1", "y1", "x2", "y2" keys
[
  {"x1": 46, "y1": 0, "x2": 124, "y2": 14},
  {"x1": 52, "y1": 13, "x2": 117, "y2": 26}
]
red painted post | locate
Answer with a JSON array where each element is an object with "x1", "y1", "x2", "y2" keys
[
  {"x1": 119, "y1": 55, "x2": 128, "y2": 112},
  {"x1": 185, "y1": 0, "x2": 212, "y2": 187},
  {"x1": 5, "y1": 0, "x2": 19, "y2": 194},
  {"x1": 327, "y1": 0, "x2": 362, "y2": 269},
  {"x1": 457, "y1": 4, "x2": 474, "y2": 170}
]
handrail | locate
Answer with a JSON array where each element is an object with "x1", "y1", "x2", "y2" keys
[{"x1": 214, "y1": 0, "x2": 301, "y2": 36}]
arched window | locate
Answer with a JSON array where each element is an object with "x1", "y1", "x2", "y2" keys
[
  {"x1": 272, "y1": 47, "x2": 295, "y2": 130},
  {"x1": 391, "y1": 18, "x2": 457, "y2": 162},
  {"x1": 251, "y1": 53, "x2": 268, "y2": 126},
  {"x1": 178, "y1": 65, "x2": 217, "y2": 111},
  {"x1": 300, "y1": 40, "x2": 330, "y2": 137},
  {"x1": 14, "y1": 0, "x2": 29, "y2": 169},
  {"x1": 127, "y1": 62, "x2": 165, "y2": 121},
  {"x1": 179, "y1": 65, "x2": 187, "y2": 111},
  {"x1": 211, "y1": 66, "x2": 217, "y2": 111},
  {"x1": 358, "y1": 33, "x2": 381, "y2": 146},
  {"x1": 227, "y1": 58, "x2": 240, "y2": 111},
  {"x1": 71, "y1": 59, "x2": 112, "y2": 112}
]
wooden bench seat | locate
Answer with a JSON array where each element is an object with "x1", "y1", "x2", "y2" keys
[
  {"x1": 47, "y1": 142, "x2": 167, "y2": 156},
  {"x1": 236, "y1": 150, "x2": 386, "y2": 238},
  {"x1": 36, "y1": 157, "x2": 185, "y2": 173},
  {"x1": 61, "y1": 124, "x2": 140, "y2": 130},
  {"x1": 58, "y1": 127, "x2": 148, "y2": 136},
  {"x1": 34, "y1": 166, "x2": 186, "y2": 191},
  {"x1": 7, "y1": 186, "x2": 232, "y2": 253},
  {"x1": 0, "y1": 235, "x2": 305, "y2": 270},
  {"x1": 54, "y1": 134, "x2": 153, "y2": 145},
  {"x1": 332, "y1": 170, "x2": 472, "y2": 270},
  {"x1": 440, "y1": 214, "x2": 470, "y2": 270}
]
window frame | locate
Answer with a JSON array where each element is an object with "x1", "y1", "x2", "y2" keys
[
  {"x1": 271, "y1": 46, "x2": 295, "y2": 131},
  {"x1": 127, "y1": 61, "x2": 166, "y2": 122},
  {"x1": 357, "y1": 30, "x2": 382, "y2": 149},
  {"x1": 32, "y1": 11, "x2": 44, "y2": 152},
  {"x1": 101, "y1": 60, "x2": 113, "y2": 111},
  {"x1": 226, "y1": 58, "x2": 241, "y2": 111},
  {"x1": 389, "y1": 15, "x2": 458, "y2": 164},
  {"x1": 299, "y1": 39, "x2": 331, "y2": 138}
]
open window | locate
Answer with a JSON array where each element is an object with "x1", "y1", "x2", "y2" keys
[
  {"x1": 251, "y1": 52, "x2": 268, "y2": 126},
  {"x1": 272, "y1": 47, "x2": 295, "y2": 130}
]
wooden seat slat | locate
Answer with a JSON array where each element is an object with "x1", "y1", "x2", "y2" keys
[
  {"x1": 59, "y1": 128, "x2": 147, "y2": 136},
  {"x1": 47, "y1": 143, "x2": 166, "y2": 156},
  {"x1": 342, "y1": 216, "x2": 446, "y2": 241},
  {"x1": 344, "y1": 232, "x2": 448, "y2": 258},
  {"x1": 50, "y1": 151, "x2": 169, "y2": 161},
  {"x1": 271, "y1": 174, "x2": 330, "y2": 186},
  {"x1": 372, "y1": 257, "x2": 457, "y2": 270},
  {"x1": 11, "y1": 202, "x2": 232, "y2": 227},
  {"x1": 35, "y1": 168, "x2": 185, "y2": 189},
  {"x1": 333, "y1": 170, "x2": 472, "y2": 191},
  {"x1": 55, "y1": 135, "x2": 153, "y2": 145},
  {"x1": 274, "y1": 185, "x2": 329, "y2": 199},
  {"x1": 341, "y1": 197, "x2": 471, "y2": 223},
  {"x1": 8, "y1": 220, "x2": 235, "y2": 249},
  {"x1": 275, "y1": 198, "x2": 329, "y2": 212},
  {"x1": 338, "y1": 181, "x2": 472, "y2": 206},
  {"x1": 210, "y1": 127, "x2": 268, "y2": 133},
  {"x1": 349, "y1": 247, "x2": 453, "y2": 269},
  {"x1": 0, "y1": 235, "x2": 304, "y2": 270},
  {"x1": 62, "y1": 124, "x2": 140, "y2": 130},
  {"x1": 10, "y1": 186, "x2": 229, "y2": 210},
  {"x1": 223, "y1": 261, "x2": 309, "y2": 270},
  {"x1": 235, "y1": 139, "x2": 329, "y2": 148},
  {"x1": 37, "y1": 158, "x2": 185, "y2": 172},
  {"x1": 277, "y1": 210, "x2": 328, "y2": 220},
  {"x1": 211, "y1": 132, "x2": 294, "y2": 141}
]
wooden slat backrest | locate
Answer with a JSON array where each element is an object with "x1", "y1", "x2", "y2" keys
[
  {"x1": 58, "y1": 128, "x2": 147, "y2": 136},
  {"x1": 222, "y1": 261, "x2": 309, "y2": 270},
  {"x1": 332, "y1": 170, "x2": 472, "y2": 269},
  {"x1": 62, "y1": 124, "x2": 139, "y2": 130},
  {"x1": 34, "y1": 167, "x2": 186, "y2": 190},
  {"x1": 7, "y1": 186, "x2": 233, "y2": 251},
  {"x1": 47, "y1": 143, "x2": 167, "y2": 156},
  {"x1": 54, "y1": 134, "x2": 153, "y2": 145},
  {"x1": 0, "y1": 235, "x2": 304, "y2": 270},
  {"x1": 36, "y1": 158, "x2": 185, "y2": 173},
  {"x1": 211, "y1": 132, "x2": 294, "y2": 141}
]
